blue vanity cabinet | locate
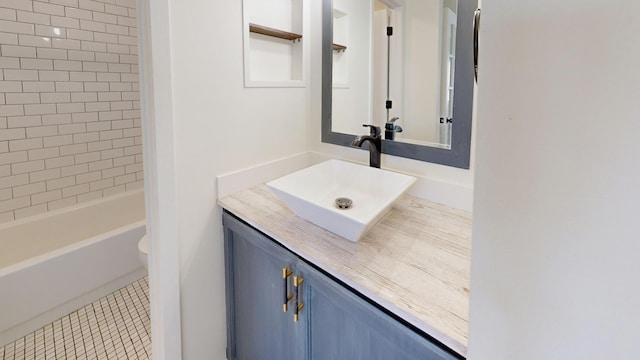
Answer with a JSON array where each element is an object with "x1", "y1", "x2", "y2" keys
[
  {"x1": 300, "y1": 261, "x2": 459, "y2": 360},
  {"x1": 223, "y1": 211, "x2": 461, "y2": 360},
  {"x1": 223, "y1": 212, "x2": 307, "y2": 360}
]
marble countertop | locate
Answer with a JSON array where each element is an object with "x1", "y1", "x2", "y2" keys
[{"x1": 219, "y1": 185, "x2": 472, "y2": 357}]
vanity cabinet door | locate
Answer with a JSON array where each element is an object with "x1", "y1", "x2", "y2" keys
[
  {"x1": 300, "y1": 262, "x2": 459, "y2": 360},
  {"x1": 223, "y1": 213, "x2": 307, "y2": 360}
]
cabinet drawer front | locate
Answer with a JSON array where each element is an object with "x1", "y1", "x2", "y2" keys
[{"x1": 301, "y1": 262, "x2": 460, "y2": 360}]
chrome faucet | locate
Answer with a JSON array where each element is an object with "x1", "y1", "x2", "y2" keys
[
  {"x1": 384, "y1": 117, "x2": 403, "y2": 140},
  {"x1": 351, "y1": 124, "x2": 382, "y2": 168}
]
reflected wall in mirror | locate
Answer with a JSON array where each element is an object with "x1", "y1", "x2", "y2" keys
[
  {"x1": 333, "y1": 0, "x2": 457, "y2": 148},
  {"x1": 322, "y1": 0, "x2": 477, "y2": 168}
]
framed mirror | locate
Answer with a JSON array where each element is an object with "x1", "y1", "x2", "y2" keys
[{"x1": 321, "y1": 0, "x2": 477, "y2": 169}]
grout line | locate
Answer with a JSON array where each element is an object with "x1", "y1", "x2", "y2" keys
[{"x1": 0, "y1": 276, "x2": 151, "y2": 360}]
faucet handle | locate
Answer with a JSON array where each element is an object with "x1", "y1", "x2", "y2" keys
[{"x1": 362, "y1": 124, "x2": 381, "y2": 137}]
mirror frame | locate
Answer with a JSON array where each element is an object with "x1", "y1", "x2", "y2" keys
[{"x1": 321, "y1": 0, "x2": 477, "y2": 169}]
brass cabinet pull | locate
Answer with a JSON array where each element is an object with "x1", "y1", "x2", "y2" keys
[
  {"x1": 282, "y1": 267, "x2": 293, "y2": 312},
  {"x1": 473, "y1": 8, "x2": 481, "y2": 82},
  {"x1": 294, "y1": 275, "x2": 304, "y2": 322}
]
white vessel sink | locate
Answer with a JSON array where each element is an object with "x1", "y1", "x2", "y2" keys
[{"x1": 266, "y1": 159, "x2": 417, "y2": 242}]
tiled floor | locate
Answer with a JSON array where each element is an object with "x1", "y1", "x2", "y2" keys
[{"x1": 0, "y1": 277, "x2": 151, "y2": 360}]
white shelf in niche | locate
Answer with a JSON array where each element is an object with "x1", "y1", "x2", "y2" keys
[{"x1": 242, "y1": 0, "x2": 309, "y2": 88}]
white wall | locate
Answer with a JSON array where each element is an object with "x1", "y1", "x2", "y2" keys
[
  {"x1": 372, "y1": 7, "x2": 392, "y2": 128},
  {"x1": 331, "y1": 0, "x2": 373, "y2": 135},
  {"x1": 401, "y1": 0, "x2": 441, "y2": 143},
  {"x1": 145, "y1": 0, "x2": 309, "y2": 358},
  {"x1": 469, "y1": 1, "x2": 640, "y2": 359}
]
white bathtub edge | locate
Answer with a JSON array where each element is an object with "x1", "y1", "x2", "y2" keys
[
  {"x1": 0, "y1": 267, "x2": 147, "y2": 347},
  {"x1": 0, "y1": 220, "x2": 147, "y2": 279}
]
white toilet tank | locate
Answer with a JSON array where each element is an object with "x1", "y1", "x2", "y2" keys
[{"x1": 138, "y1": 235, "x2": 148, "y2": 265}]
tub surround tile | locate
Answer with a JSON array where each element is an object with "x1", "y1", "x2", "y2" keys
[
  {"x1": 0, "y1": 129, "x2": 26, "y2": 141},
  {"x1": 0, "y1": 173, "x2": 28, "y2": 189},
  {"x1": 30, "y1": 189, "x2": 61, "y2": 205},
  {"x1": 0, "y1": 8, "x2": 18, "y2": 19},
  {"x1": 0, "y1": 0, "x2": 142, "y2": 224},
  {"x1": 0, "y1": 165, "x2": 9, "y2": 178},
  {"x1": 0, "y1": 196, "x2": 30, "y2": 213},
  {"x1": 0, "y1": 210, "x2": 13, "y2": 223},
  {"x1": 220, "y1": 185, "x2": 472, "y2": 356},
  {"x1": 77, "y1": 188, "x2": 102, "y2": 202},
  {"x1": 12, "y1": 181, "x2": 45, "y2": 197},
  {"x1": 0, "y1": 188, "x2": 11, "y2": 201},
  {"x1": 29, "y1": 168, "x2": 60, "y2": 183},
  {"x1": 8, "y1": 138, "x2": 43, "y2": 152},
  {"x1": 124, "y1": 179, "x2": 141, "y2": 191},
  {"x1": 14, "y1": 203, "x2": 46, "y2": 219},
  {"x1": 7, "y1": 117, "x2": 42, "y2": 130}
]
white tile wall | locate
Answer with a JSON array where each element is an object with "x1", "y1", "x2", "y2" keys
[{"x1": 0, "y1": 0, "x2": 142, "y2": 224}]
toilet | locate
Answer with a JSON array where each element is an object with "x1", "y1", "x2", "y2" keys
[{"x1": 138, "y1": 235, "x2": 148, "y2": 265}]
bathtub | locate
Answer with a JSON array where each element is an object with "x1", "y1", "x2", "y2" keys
[{"x1": 0, "y1": 190, "x2": 147, "y2": 346}]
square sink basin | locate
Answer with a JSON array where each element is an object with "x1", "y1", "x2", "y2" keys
[{"x1": 266, "y1": 159, "x2": 417, "y2": 242}]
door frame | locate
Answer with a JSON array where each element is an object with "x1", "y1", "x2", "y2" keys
[{"x1": 137, "y1": 0, "x2": 183, "y2": 359}]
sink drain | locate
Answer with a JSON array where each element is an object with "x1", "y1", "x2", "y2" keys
[{"x1": 335, "y1": 197, "x2": 353, "y2": 210}]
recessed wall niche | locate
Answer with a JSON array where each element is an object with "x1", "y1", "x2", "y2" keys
[
  {"x1": 242, "y1": 0, "x2": 308, "y2": 87},
  {"x1": 332, "y1": 8, "x2": 349, "y2": 88}
]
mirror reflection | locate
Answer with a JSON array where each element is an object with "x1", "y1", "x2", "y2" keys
[{"x1": 331, "y1": 0, "x2": 458, "y2": 148}]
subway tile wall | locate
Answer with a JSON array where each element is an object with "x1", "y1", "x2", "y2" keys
[{"x1": 0, "y1": 0, "x2": 142, "y2": 224}]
